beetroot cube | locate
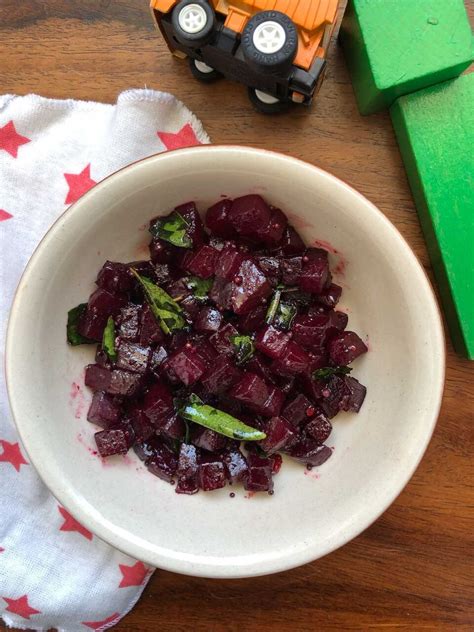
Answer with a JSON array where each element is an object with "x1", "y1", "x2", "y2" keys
[
  {"x1": 270, "y1": 341, "x2": 310, "y2": 375},
  {"x1": 108, "y1": 370, "x2": 142, "y2": 397},
  {"x1": 276, "y1": 226, "x2": 305, "y2": 255},
  {"x1": 210, "y1": 277, "x2": 233, "y2": 310},
  {"x1": 117, "y1": 304, "x2": 141, "y2": 341},
  {"x1": 228, "y1": 194, "x2": 272, "y2": 237},
  {"x1": 244, "y1": 453, "x2": 274, "y2": 492},
  {"x1": 298, "y1": 249, "x2": 330, "y2": 294},
  {"x1": 255, "y1": 256, "x2": 281, "y2": 286},
  {"x1": 176, "y1": 443, "x2": 199, "y2": 495},
  {"x1": 85, "y1": 364, "x2": 111, "y2": 392},
  {"x1": 148, "y1": 238, "x2": 175, "y2": 264},
  {"x1": 192, "y1": 426, "x2": 228, "y2": 452},
  {"x1": 181, "y1": 295, "x2": 201, "y2": 318},
  {"x1": 167, "y1": 346, "x2": 207, "y2": 386},
  {"x1": 195, "y1": 306, "x2": 222, "y2": 333},
  {"x1": 287, "y1": 439, "x2": 332, "y2": 467},
  {"x1": 146, "y1": 441, "x2": 178, "y2": 482},
  {"x1": 305, "y1": 412, "x2": 332, "y2": 444},
  {"x1": 282, "y1": 393, "x2": 315, "y2": 427},
  {"x1": 201, "y1": 355, "x2": 241, "y2": 394},
  {"x1": 175, "y1": 201, "x2": 206, "y2": 247},
  {"x1": 192, "y1": 336, "x2": 218, "y2": 366},
  {"x1": 328, "y1": 331, "x2": 368, "y2": 365},
  {"x1": 139, "y1": 304, "x2": 164, "y2": 345},
  {"x1": 184, "y1": 245, "x2": 219, "y2": 279},
  {"x1": 256, "y1": 207, "x2": 287, "y2": 246},
  {"x1": 126, "y1": 259, "x2": 157, "y2": 279},
  {"x1": 159, "y1": 413, "x2": 186, "y2": 440},
  {"x1": 129, "y1": 409, "x2": 155, "y2": 441},
  {"x1": 271, "y1": 453, "x2": 283, "y2": 474},
  {"x1": 342, "y1": 376, "x2": 367, "y2": 413},
  {"x1": 292, "y1": 314, "x2": 331, "y2": 349},
  {"x1": 230, "y1": 372, "x2": 270, "y2": 413},
  {"x1": 199, "y1": 454, "x2": 226, "y2": 491},
  {"x1": 209, "y1": 322, "x2": 239, "y2": 355},
  {"x1": 238, "y1": 304, "x2": 267, "y2": 333},
  {"x1": 149, "y1": 346, "x2": 169, "y2": 377},
  {"x1": 329, "y1": 310, "x2": 349, "y2": 331},
  {"x1": 255, "y1": 326, "x2": 290, "y2": 359},
  {"x1": 205, "y1": 198, "x2": 235, "y2": 238},
  {"x1": 153, "y1": 263, "x2": 172, "y2": 285},
  {"x1": 95, "y1": 428, "x2": 129, "y2": 457},
  {"x1": 245, "y1": 354, "x2": 275, "y2": 384},
  {"x1": 260, "y1": 386, "x2": 285, "y2": 417},
  {"x1": 87, "y1": 392, "x2": 121, "y2": 428},
  {"x1": 77, "y1": 288, "x2": 126, "y2": 341},
  {"x1": 231, "y1": 259, "x2": 272, "y2": 315},
  {"x1": 116, "y1": 341, "x2": 151, "y2": 374},
  {"x1": 143, "y1": 381, "x2": 173, "y2": 424},
  {"x1": 259, "y1": 416, "x2": 295, "y2": 454},
  {"x1": 281, "y1": 256, "x2": 303, "y2": 285},
  {"x1": 317, "y1": 375, "x2": 349, "y2": 419},
  {"x1": 316, "y1": 283, "x2": 342, "y2": 308},
  {"x1": 96, "y1": 261, "x2": 134, "y2": 294},
  {"x1": 215, "y1": 245, "x2": 244, "y2": 281},
  {"x1": 224, "y1": 449, "x2": 248, "y2": 482}
]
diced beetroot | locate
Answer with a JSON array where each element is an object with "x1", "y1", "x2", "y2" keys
[
  {"x1": 238, "y1": 304, "x2": 267, "y2": 333},
  {"x1": 149, "y1": 346, "x2": 168, "y2": 377},
  {"x1": 292, "y1": 314, "x2": 331, "y2": 349},
  {"x1": 175, "y1": 443, "x2": 199, "y2": 494},
  {"x1": 230, "y1": 372, "x2": 270, "y2": 413},
  {"x1": 199, "y1": 454, "x2": 226, "y2": 491},
  {"x1": 117, "y1": 304, "x2": 141, "y2": 341},
  {"x1": 95, "y1": 428, "x2": 130, "y2": 457},
  {"x1": 328, "y1": 331, "x2": 368, "y2": 365},
  {"x1": 205, "y1": 198, "x2": 235, "y2": 238},
  {"x1": 175, "y1": 201, "x2": 206, "y2": 247},
  {"x1": 143, "y1": 381, "x2": 173, "y2": 424},
  {"x1": 195, "y1": 306, "x2": 222, "y2": 333},
  {"x1": 209, "y1": 236, "x2": 226, "y2": 251},
  {"x1": 329, "y1": 310, "x2": 349, "y2": 331},
  {"x1": 184, "y1": 245, "x2": 219, "y2": 279},
  {"x1": 210, "y1": 277, "x2": 233, "y2": 310},
  {"x1": 255, "y1": 326, "x2": 290, "y2": 359},
  {"x1": 146, "y1": 440, "x2": 178, "y2": 482},
  {"x1": 126, "y1": 260, "x2": 157, "y2": 279},
  {"x1": 259, "y1": 416, "x2": 295, "y2": 454},
  {"x1": 271, "y1": 453, "x2": 283, "y2": 474},
  {"x1": 255, "y1": 256, "x2": 281, "y2": 287},
  {"x1": 260, "y1": 386, "x2": 285, "y2": 417},
  {"x1": 116, "y1": 341, "x2": 151, "y2": 374},
  {"x1": 281, "y1": 256, "x2": 303, "y2": 285},
  {"x1": 96, "y1": 261, "x2": 134, "y2": 294},
  {"x1": 87, "y1": 391, "x2": 121, "y2": 428},
  {"x1": 309, "y1": 348, "x2": 329, "y2": 371},
  {"x1": 270, "y1": 341, "x2": 311, "y2": 375},
  {"x1": 201, "y1": 355, "x2": 241, "y2": 394},
  {"x1": 316, "y1": 283, "x2": 342, "y2": 308},
  {"x1": 129, "y1": 408, "x2": 155, "y2": 441},
  {"x1": 256, "y1": 207, "x2": 287, "y2": 246},
  {"x1": 304, "y1": 412, "x2": 332, "y2": 444},
  {"x1": 224, "y1": 449, "x2": 248, "y2": 482},
  {"x1": 153, "y1": 263, "x2": 172, "y2": 285},
  {"x1": 228, "y1": 195, "x2": 272, "y2": 237},
  {"x1": 139, "y1": 304, "x2": 164, "y2": 346},
  {"x1": 342, "y1": 376, "x2": 367, "y2": 413},
  {"x1": 133, "y1": 438, "x2": 156, "y2": 462},
  {"x1": 181, "y1": 295, "x2": 201, "y2": 318},
  {"x1": 165, "y1": 277, "x2": 192, "y2": 301},
  {"x1": 298, "y1": 248, "x2": 330, "y2": 294},
  {"x1": 231, "y1": 259, "x2": 272, "y2": 315},
  {"x1": 158, "y1": 412, "x2": 186, "y2": 440},
  {"x1": 192, "y1": 426, "x2": 228, "y2": 452},
  {"x1": 148, "y1": 238, "x2": 175, "y2": 264},
  {"x1": 245, "y1": 354, "x2": 275, "y2": 384},
  {"x1": 282, "y1": 393, "x2": 315, "y2": 427},
  {"x1": 108, "y1": 369, "x2": 142, "y2": 397},
  {"x1": 85, "y1": 364, "x2": 111, "y2": 392},
  {"x1": 95, "y1": 345, "x2": 111, "y2": 368},
  {"x1": 287, "y1": 439, "x2": 332, "y2": 467},
  {"x1": 209, "y1": 322, "x2": 239, "y2": 355},
  {"x1": 244, "y1": 453, "x2": 274, "y2": 492},
  {"x1": 215, "y1": 244, "x2": 244, "y2": 281},
  {"x1": 192, "y1": 336, "x2": 218, "y2": 367},
  {"x1": 169, "y1": 331, "x2": 190, "y2": 353},
  {"x1": 276, "y1": 226, "x2": 305, "y2": 255},
  {"x1": 77, "y1": 288, "x2": 127, "y2": 341},
  {"x1": 316, "y1": 375, "x2": 349, "y2": 419},
  {"x1": 166, "y1": 346, "x2": 207, "y2": 386}
]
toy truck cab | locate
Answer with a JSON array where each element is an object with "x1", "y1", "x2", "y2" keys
[{"x1": 150, "y1": 0, "x2": 339, "y2": 112}]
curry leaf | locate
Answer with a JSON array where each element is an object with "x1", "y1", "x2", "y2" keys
[
  {"x1": 102, "y1": 316, "x2": 117, "y2": 361},
  {"x1": 274, "y1": 302, "x2": 297, "y2": 331},
  {"x1": 313, "y1": 366, "x2": 353, "y2": 380},
  {"x1": 186, "y1": 276, "x2": 213, "y2": 301},
  {"x1": 131, "y1": 270, "x2": 186, "y2": 335},
  {"x1": 149, "y1": 211, "x2": 192, "y2": 248},
  {"x1": 230, "y1": 334, "x2": 255, "y2": 365},
  {"x1": 67, "y1": 303, "x2": 94, "y2": 346},
  {"x1": 265, "y1": 289, "x2": 281, "y2": 325}
]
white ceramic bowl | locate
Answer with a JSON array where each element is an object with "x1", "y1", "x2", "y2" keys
[{"x1": 6, "y1": 146, "x2": 445, "y2": 578}]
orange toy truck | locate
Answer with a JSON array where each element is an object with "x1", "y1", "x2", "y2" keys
[{"x1": 150, "y1": 0, "x2": 339, "y2": 113}]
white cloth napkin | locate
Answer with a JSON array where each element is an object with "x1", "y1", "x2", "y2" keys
[{"x1": 0, "y1": 90, "x2": 209, "y2": 631}]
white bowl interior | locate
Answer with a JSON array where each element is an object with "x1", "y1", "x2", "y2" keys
[{"x1": 7, "y1": 147, "x2": 444, "y2": 577}]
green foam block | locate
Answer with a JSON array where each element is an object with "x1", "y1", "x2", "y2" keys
[
  {"x1": 390, "y1": 73, "x2": 474, "y2": 359},
  {"x1": 340, "y1": 0, "x2": 474, "y2": 115}
]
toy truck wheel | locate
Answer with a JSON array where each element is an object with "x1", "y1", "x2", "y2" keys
[
  {"x1": 247, "y1": 88, "x2": 290, "y2": 114},
  {"x1": 171, "y1": 0, "x2": 215, "y2": 48},
  {"x1": 189, "y1": 58, "x2": 222, "y2": 82},
  {"x1": 241, "y1": 11, "x2": 297, "y2": 74}
]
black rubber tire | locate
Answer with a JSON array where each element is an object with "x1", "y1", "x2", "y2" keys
[
  {"x1": 171, "y1": 0, "x2": 215, "y2": 49},
  {"x1": 247, "y1": 87, "x2": 290, "y2": 115},
  {"x1": 241, "y1": 11, "x2": 298, "y2": 74},
  {"x1": 188, "y1": 57, "x2": 223, "y2": 83}
]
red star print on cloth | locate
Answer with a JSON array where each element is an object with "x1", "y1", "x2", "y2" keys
[
  {"x1": 82, "y1": 612, "x2": 121, "y2": 630},
  {"x1": 2, "y1": 595, "x2": 41, "y2": 620},
  {"x1": 58, "y1": 505, "x2": 93, "y2": 541},
  {"x1": 64, "y1": 164, "x2": 97, "y2": 205},
  {"x1": 0, "y1": 121, "x2": 31, "y2": 158},
  {"x1": 0, "y1": 210, "x2": 13, "y2": 222},
  {"x1": 157, "y1": 123, "x2": 201, "y2": 151},
  {"x1": 0, "y1": 440, "x2": 28, "y2": 472},
  {"x1": 118, "y1": 561, "x2": 149, "y2": 588}
]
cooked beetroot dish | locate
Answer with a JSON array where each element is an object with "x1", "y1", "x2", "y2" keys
[{"x1": 67, "y1": 195, "x2": 368, "y2": 495}]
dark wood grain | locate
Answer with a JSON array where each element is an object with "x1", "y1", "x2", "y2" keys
[{"x1": 1, "y1": 2, "x2": 473, "y2": 629}]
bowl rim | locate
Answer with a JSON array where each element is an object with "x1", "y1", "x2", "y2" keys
[{"x1": 5, "y1": 145, "x2": 446, "y2": 578}]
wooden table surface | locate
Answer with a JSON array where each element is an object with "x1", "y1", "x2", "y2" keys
[{"x1": 1, "y1": 1, "x2": 473, "y2": 630}]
